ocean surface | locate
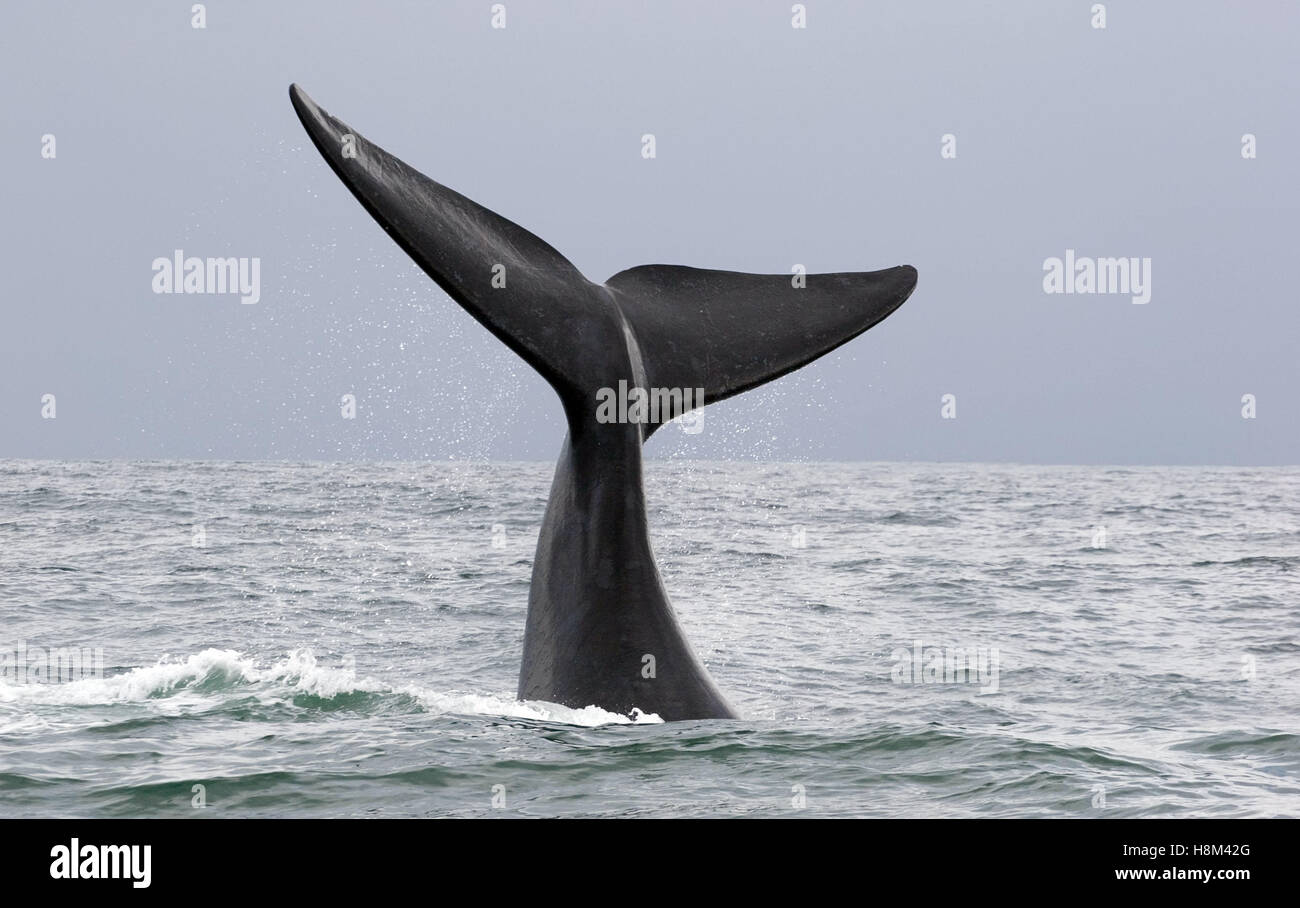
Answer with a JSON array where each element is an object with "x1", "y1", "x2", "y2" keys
[{"x1": 0, "y1": 460, "x2": 1296, "y2": 818}]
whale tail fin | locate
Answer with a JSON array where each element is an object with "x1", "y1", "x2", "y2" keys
[
  {"x1": 606, "y1": 263, "x2": 916, "y2": 434},
  {"x1": 289, "y1": 84, "x2": 607, "y2": 398},
  {"x1": 290, "y1": 84, "x2": 916, "y2": 426}
]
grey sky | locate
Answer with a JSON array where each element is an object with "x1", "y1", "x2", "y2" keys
[{"x1": 2, "y1": 1, "x2": 1296, "y2": 464}]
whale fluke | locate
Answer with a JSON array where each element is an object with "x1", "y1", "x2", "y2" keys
[
  {"x1": 290, "y1": 84, "x2": 917, "y2": 720},
  {"x1": 608, "y1": 264, "x2": 917, "y2": 436}
]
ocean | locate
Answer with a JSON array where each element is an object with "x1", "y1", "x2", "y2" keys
[{"x1": 1, "y1": 460, "x2": 1296, "y2": 817}]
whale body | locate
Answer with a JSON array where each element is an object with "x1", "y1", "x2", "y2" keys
[{"x1": 289, "y1": 85, "x2": 917, "y2": 720}]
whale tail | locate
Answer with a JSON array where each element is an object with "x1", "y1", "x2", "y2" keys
[
  {"x1": 606, "y1": 263, "x2": 916, "y2": 436},
  {"x1": 291, "y1": 84, "x2": 918, "y2": 719},
  {"x1": 289, "y1": 84, "x2": 916, "y2": 429}
]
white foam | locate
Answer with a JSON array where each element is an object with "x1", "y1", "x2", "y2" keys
[
  {"x1": 0, "y1": 648, "x2": 662, "y2": 727},
  {"x1": 0, "y1": 648, "x2": 371, "y2": 706},
  {"x1": 404, "y1": 687, "x2": 663, "y2": 726},
  {"x1": 0, "y1": 648, "x2": 244, "y2": 706}
]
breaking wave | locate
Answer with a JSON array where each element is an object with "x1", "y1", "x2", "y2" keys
[{"x1": 0, "y1": 648, "x2": 662, "y2": 727}]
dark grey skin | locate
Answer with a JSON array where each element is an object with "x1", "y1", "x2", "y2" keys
[{"x1": 290, "y1": 85, "x2": 917, "y2": 720}]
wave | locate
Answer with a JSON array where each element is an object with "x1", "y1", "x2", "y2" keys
[
  {"x1": 1191, "y1": 555, "x2": 1296, "y2": 570},
  {"x1": 0, "y1": 648, "x2": 662, "y2": 728},
  {"x1": 879, "y1": 511, "x2": 958, "y2": 527}
]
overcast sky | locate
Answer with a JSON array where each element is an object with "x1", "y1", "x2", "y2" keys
[{"x1": 2, "y1": 1, "x2": 1296, "y2": 464}]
